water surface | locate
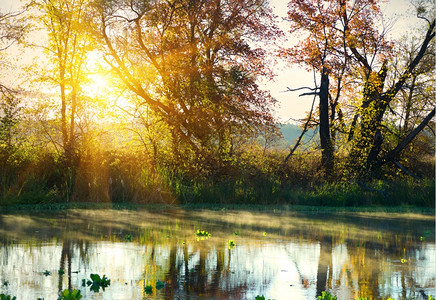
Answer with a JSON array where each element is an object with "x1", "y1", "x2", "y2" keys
[{"x1": 0, "y1": 209, "x2": 434, "y2": 299}]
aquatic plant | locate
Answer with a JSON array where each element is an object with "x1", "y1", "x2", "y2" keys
[
  {"x1": 43, "y1": 270, "x2": 51, "y2": 276},
  {"x1": 227, "y1": 240, "x2": 236, "y2": 249},
  {"x1": 58, "y1": 269, "x2": 65, "y2": 275},
  {"x1": 0, "y1": 294, "x2": 16, "y2": 300},
  {"x1": 156, "y1": 280, "x2": 166, "y2": 290},
  {"x1": 401, "y1": 258, "x2": 407, "y2": 263},
  {"x1": 124, "y1": 234, "x2": 132, "y2": 242},
  {"x1": 196, "y1": 230, "x2": 211, "y2": 237},
  {"x1": 196, "y1": 229, "x2": 211, "y2": 241},
  {"x1": 144, "y1": 285, "x2": 153, "y2": 295},
  {"x1": 85, "y1": 273, "x2": 111, "y2": 292},
  {"x1": 57, "y1": 289, "x2": 82, "y2": 300},
  {"x1": 317, "y1": 291, "x2": 337, "y2": 300},
  {"x1": 254, "y1": 296, "x2": 271, "y2": 300}
]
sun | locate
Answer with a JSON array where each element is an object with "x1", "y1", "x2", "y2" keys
[
  {"x1": 82, "y1": 50, "x2": 113, "y2": 98},
  {"x1": 84, "y1": 72, "x2": 108, "y2": 98}
]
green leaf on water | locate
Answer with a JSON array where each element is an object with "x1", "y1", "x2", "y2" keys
[
  {"x1": 57, "y1": 289, "x2": 82, "y2": 300},
  {"x1": 156, "y1": 280, "x2": 166, "y2": 290},
  {"x1": 317, "y1": 291, "x2": 337, "y2": 300},
  {"x1": 227, "y1": 240, "x2": 236, "y2": 249},
  {"x1": 144, "y1": 285, "x2": 153, "y2": 294}
]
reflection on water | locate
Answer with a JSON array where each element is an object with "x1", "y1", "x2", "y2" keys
[{"x1": 0, "y1": 209, "x2": 434, "y2": 299}]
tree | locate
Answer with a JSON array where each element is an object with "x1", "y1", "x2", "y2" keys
[
  {"x1": 0, "y1": 7, "x2": 26, "y2": 95},
  {"x1": 92, "y1": 0, "x2": 281, "y2": 173},
  {"x1": 26, "y1": 0, "x2": 99, "y2": 200},
  {"x1": 31, "y1": 0, "x2": 95, "y2": 160},
  {"x1": 285, "y1": 0, "x2": 435, "y2": 179}
]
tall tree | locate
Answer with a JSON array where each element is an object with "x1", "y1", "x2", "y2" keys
[
  {"x1": 27, "y1": 0, "x2": 98, "y2": 200},
  {"x1": 32, "y1": 0, "x2": 94, "y2": 159},
  {"x1": 93, "y1": 0, "x2": 281, "y2": 171},
  {"x1": 285, "y1": 0, "x2": 435, "y2": 178}
]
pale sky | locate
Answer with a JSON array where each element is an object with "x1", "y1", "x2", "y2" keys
[{"x1": 0, "y1": 0, "x2": 421, "y2": 123}]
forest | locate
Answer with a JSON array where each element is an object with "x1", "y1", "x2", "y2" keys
[{"x1": 0, "y1": 0, "x2": 434, "y2": 208}]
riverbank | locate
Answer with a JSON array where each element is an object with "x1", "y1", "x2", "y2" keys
[{"x1": 1, "y1": 201, "x2": 434, "y2": 215}]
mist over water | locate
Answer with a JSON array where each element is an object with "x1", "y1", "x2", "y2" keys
[{"x1": 0, "y1": 209, "x2": 434, "y2": 299}]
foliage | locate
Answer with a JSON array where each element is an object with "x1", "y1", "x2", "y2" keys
[
  {"x1": 85, "y1": 273, "x2": 110, "y2": 292},
  {"x1": 144, "y1": 285, "x2": 152, "y2": 295},
  {"x1": 227, "y1": 240, "x2": 236, "y2": 249},
  {"x1": 93, "y1": 0, "x2": 281, "y2": 171},
  {"x1": 196, "y1": 230, "x2": 211, "y2": 237},
  {"x1": 57, "y1": 289, "x2": 82, "y2": 300},
  {"x1": 317, "y1": 291, "x2": 337, "y2": 300},
  {"x1": 285, "y1": 0, "x2": 435, "y2": 178},
  {"x1": 0, "y1": 294, "x2": 16, "y2": 300},
  {"x1": 0, "y1": 0, "x2": 434, "y2": 209},
  {"x1": 156, "y1": 280, "x2": 166, "y2": 290}
]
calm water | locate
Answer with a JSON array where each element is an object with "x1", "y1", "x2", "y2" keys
[{"x1": 0, "y1": 209, "x2": 434, "y2": 300}]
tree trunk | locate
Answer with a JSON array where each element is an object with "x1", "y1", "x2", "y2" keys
[{"x1": 319, "y1": 67, "x2": 333, "y2": 177}]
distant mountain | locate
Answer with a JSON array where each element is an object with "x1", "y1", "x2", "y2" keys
[{"x1": 278, "y1": 123, "x2": 317, "y2": 147}]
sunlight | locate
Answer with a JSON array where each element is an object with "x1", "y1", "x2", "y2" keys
[{"x1": 84, "y1": 72, "x2": 108, "y2": 98}]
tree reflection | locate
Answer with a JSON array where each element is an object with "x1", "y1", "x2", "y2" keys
[
  {"x1": 0, "y1": 210, "x2": 434, "y2": 299},
  {"x1": 58, "y1": 238, "x2": 72, "y2": 292},
  {"x1": 316, "y1": 236, "x2": 332, "y2": 297}
]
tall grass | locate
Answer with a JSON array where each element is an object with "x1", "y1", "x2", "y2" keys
[{"x1": 0, "y1": 144, "x2": 434, "y2": 208}]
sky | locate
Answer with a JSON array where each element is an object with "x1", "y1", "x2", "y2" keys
[{"x1": 0, "y1": 0, "x2": 422, "y2": 123}]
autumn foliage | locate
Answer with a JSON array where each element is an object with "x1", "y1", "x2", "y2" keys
[{"x1": 0, "y1": 0, "x2": 434, "y2": 206}]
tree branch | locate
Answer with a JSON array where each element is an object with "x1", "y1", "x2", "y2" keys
[{"x1": 380, "y1": 108, "x2": 435, "y2": 163}]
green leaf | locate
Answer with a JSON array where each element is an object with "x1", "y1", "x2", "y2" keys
[
  {"x1": 156, "y1": 280, "x2": 166, "y2": 290},
  {"x1": 90, "y1": 273, "x2": 101, "y2": 283}
]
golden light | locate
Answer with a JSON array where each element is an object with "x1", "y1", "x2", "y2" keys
[{"x1": 84, "y1": 72, "x2": 108, "y2": 98}]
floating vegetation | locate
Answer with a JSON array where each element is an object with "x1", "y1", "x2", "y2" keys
[
  {"x1": 124, "y1": 234, "x2": 132, "y2": 242},
  {"x1": 255, "y1": 295, "x2": 271, "y2": 300},
  {"x1": 84, "y1": 273, "x2": 111, "y2": 292},
  {"x1": 317, "y1": 291, "x2": 337, "y2": 300},
  {"x1": 156, "y1": 280, "x2": 166, "y2": 290},
  {"x1": 57, "y1": 289, "x2": 82, "y2": 300},
  {"x1": 401, "y1": 258, "x2": 408, "y2": 263},
  {"x1": 144, "y1": 285, "x2": 153, "y2": 295},
  {"x1": 233, "y1": 232, "x2": 239, "y2": 236},
  {"x1": 196, "y1": 229, "x2": 211, "y2": 240},
  {"x1": 0, "y1": 294, "x2": 16, "y2": 300},
  {"x1": 43, "y1": 270, "x2": 51, "y2": 276},
  {"x1": 227, "y1": 240, "x2": 236, "y2": 249},
  {"x1": 262, "y1": 232, "x2": 267, "y2": 237},
  {"x1": 58, "y1": 269, "x2": 65, "y2": 275}
]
